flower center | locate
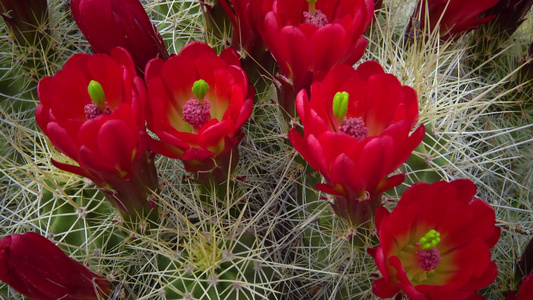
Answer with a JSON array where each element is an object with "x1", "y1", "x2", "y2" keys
[
  {"x1": 338, "y1": 117, "x2": 368, "y2": 140},
  {"x1": 416, "y1": 229, "x2": 442, "y2": 271},
  {"x1": 84, "y1": 103, "x2": 111, "y2": 120},
  {"x1": 182, "y1": 98, "x2": 211, "y2": 131},
  {"x1": 417, "y1": 247, "x2": 441, "y2": 271},
  {"x1": 399, "y1": 229, "x2": 443, "y2": 284},
  {"x1": 304, "y1": 0, "x2": 328, "y2": 27},
  {"x1": 331, "y1": 91, "x2": 368, "y2": 140},
  {"x1": 183, "y1": 79, "x2": 212, "y2": 131},
  {"x1": 303, "y1": 10, "x2": 328, "y2": 27}
]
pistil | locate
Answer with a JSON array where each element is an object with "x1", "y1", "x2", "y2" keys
[
  {"x1": 332, "y1": 91, "x2": 368, "y2": 140},
  {"x1": 85, "y1": 80, "x2": 111, "y2": 119},
  {"x1": 416, "y1": 230, "x2": 442, "y2": 271},
  {"x1": 183, "y1": 79, "x2": 212, "y2": 131},
  {"x1": 182, "y1": 98, "x2": 211, "y2": 131},
  {"x1": 307, "y1": 0, "x2": 317, "y2": 15}
]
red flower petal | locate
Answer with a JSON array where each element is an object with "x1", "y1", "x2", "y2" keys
[
  {"x1": 46, "y1": 122, "x2": 80, "y2": 161},
  {"x1": 87, "y1": 53, "x2": 126, "y2": 110},
  {"x1": 279, "y1": 26, "x2": 311, "y2": 86},
  {"x1": 51, "y1": 159, "x2": 99, "y2": 184},
  {"x1": 111, "y1": 47, "x2": 137, "y2": 78},
  {"x1": 310, "y1": 24, "x2": 346, "y2": 73}
]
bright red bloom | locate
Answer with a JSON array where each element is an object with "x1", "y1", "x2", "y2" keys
[
  {"x1": 288, "y1": 61, "x2": 425, "y2": 226},
  {"x1": 410, "y1": 0, "x2": 499, "y2": 40},
  {"x1": 255, "y1": 0, "x2": 373, "y2": 88},
  {"x1": 36, "y1": 47, "x2": 158, "y2": 221},
  {"x1": 507, "y1": 274, "x2": 533, "y2": 300},
  {"x1": 71, "y1": 0, "x2": 169, "y2": 74},
  {"x1": 369, "y1": 180, "x2": 501, "y2": 299},
  {"x1": 0, "y1": 232, "x2": 110, "y2": 300},
  {"x1": 145, "y1": 42, "x2": 253, "y2": 184},
  {"x1": 254, "y1": 0, "x2": 374, "y2": 118}
]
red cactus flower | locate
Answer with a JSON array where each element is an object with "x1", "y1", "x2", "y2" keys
[
  {"x1": 145, "y1": 42, "x2": 253, "y2": 185},
  {"x1": 35, "y1": 47, "x2": 158, "y2": 222},
  {"x1": 71, "y1": 0, "x2": 169, "y2": 74},
  {"x1": 254, "y1": 0, "x2": 374, "y2": 118},
  {"x1": 0, "y1": 232, "x2": 110, "y2": 300},
  {"x1": 409, "y1": 0, "x2": 499, "y2": 40},
  {"x1": 288, "y1": 61, "x2": 425, "y2": 226},
  {"x1": 507, "y1": 274, "x2": 533, "y2": 300},
  {"x1": 369, "y1": 179, "x2": 501, "y2": 299}
]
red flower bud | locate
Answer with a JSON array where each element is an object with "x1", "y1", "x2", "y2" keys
[
  {"x1": 289, "y1": 61, "x2": 425, "y2": 226},
  {"x1": 0, "y1": 0, "x2": 48, "y2": 47},
  {"x1": 0, "y1": 232, "x2": 110, "y2": 300},
  {"x1": 70, "y1": 0, "x2": 169, "y2": 74},
  {"x1": 409, "y1": 0, "x2": 499, "y2": 40},
  {"x1": 483, "y1": 0, "x2": 533, "y2": 39},
  {"x1": 215, "y1": 0, "x2": 266, "y2": 60},
  {"x1": 507, "y1": 274, "x2": 533, "y2": 300},
  {"x1": 145, "y1": 42, "x2": 253, "y2": 185},
  {"x1": 370, "y1": 180, "x2": 501, "y2": 299},
  {"x1": 35, "y1": 47, "x2": 158, "y2": 223}
]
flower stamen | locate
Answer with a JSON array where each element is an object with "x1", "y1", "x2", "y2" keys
[
  {"x1": 182, "y1": 98, "x2": 211, "y2": 131},
  {"x1": 417, "y1": 247, "x2": 441, "y2": 271},
  {"x1": 304, "y1": 0, "x2": 328, "y2": 26},
  {"x1": 84, "y1": 103, "x2": 111, "y2": 119},
  {"x1": 339, "y1": 117, "x2": 368, "y2": 140}
]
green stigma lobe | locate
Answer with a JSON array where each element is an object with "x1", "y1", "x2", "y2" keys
[
  {"x1": 87, "y1": 80, "x2": 105, "y2": 106},
  {"x1": 192, "y1": 79, "x2": 210, "y2": 99},
  {"x1": 419, "y1": 229, "x2": 441, "y2": 250},
  {"x1": 332, "y1": 91, "x2": 349, "y2": 119}
]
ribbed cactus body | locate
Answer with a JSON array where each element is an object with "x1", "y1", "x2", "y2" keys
[
  {"x1": 160, "y1": 230, "x2": 276, "y2": 299},
  {"x1": 39, "y1": 180, "x2": 124, "y2": 251}
]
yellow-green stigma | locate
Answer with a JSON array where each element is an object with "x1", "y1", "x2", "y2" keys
[
  {"x1": 88, "y1": 80, "x2": 106, "y2": 108},
  {"x1": 332, "y1": 91, "x2": 349, "y2": 120},
  {"x1": 418, "y1": 229, "x2": 441, "y2": 250},
  {"x1": 192, "y1": 79, "x2": 210, "y2": 100},
  {"x1": 85, "y1": 80, "x2": 111, "y2": 119},
  {"x1": 333, "y1": 91, "x2": 368, "y2": 140}
]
